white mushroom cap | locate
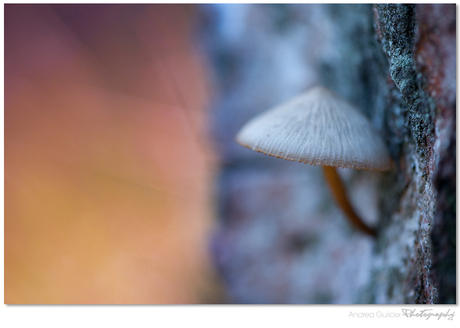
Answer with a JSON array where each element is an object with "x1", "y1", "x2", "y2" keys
[{"x1": 236, "y1": 86, "x2": 391, "y2": 171}]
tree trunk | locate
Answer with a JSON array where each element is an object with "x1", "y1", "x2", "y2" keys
[{"x1": 199, "y1": 4, "x2": 455, "y2": 304}]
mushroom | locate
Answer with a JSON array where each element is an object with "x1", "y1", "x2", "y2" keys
[{"x1": 236, "y1": 86, "x2": 391, "y2": 237}]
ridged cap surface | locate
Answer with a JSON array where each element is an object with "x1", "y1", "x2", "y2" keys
[{"x1": 236, "y1": 86, "x2": 391, "y2": 171}]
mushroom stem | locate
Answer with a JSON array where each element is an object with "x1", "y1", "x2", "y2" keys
[{"x1": 322, "y1": 166, "x2": 377, "y2": 237}]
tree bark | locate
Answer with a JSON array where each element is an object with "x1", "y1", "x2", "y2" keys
[{"x1": 200, "y1": 3, "x2": 456, "y2": 304}]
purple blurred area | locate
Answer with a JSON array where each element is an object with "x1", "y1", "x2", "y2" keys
[{"x1": 4, "y1": 4, "x2": 223, "y2": 304}]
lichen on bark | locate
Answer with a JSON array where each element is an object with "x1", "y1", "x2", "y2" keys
[
  {"x1": 374, "y1": 4, "x2": 435, "y2": 159},
  {"x1": 372, "y1": 4, "x2": 455, "y2": 304}
]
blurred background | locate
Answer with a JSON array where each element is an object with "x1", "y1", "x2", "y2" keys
[
  {"x1": 4, "y1": 3, "x2": 384, "y2": 305},
  {"x1": 5, "y1": 4, "x2": 223, "y2": 304}
]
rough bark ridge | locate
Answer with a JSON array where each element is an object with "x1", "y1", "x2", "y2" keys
[
  {"x1": 372, "y1": 3, "x2": 456, "y2": 304},
  {"x1": 199, "y1": 4, "x2": 455, "y2": 304}
]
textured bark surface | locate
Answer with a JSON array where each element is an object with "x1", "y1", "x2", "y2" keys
[
  {"x1": 414, "y1": 4, "x2": 456, "y2": 305},
  {"x1": 199, "y1": 4, "x2": 455, "y2": 304},
  {"x1": 372, "y1": 3, "x2": 456, "y2": 304}
]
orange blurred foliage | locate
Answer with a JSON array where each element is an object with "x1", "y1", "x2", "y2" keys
[{"x1": 4, "y1": 4, "x2": 222, "y2": 304}]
